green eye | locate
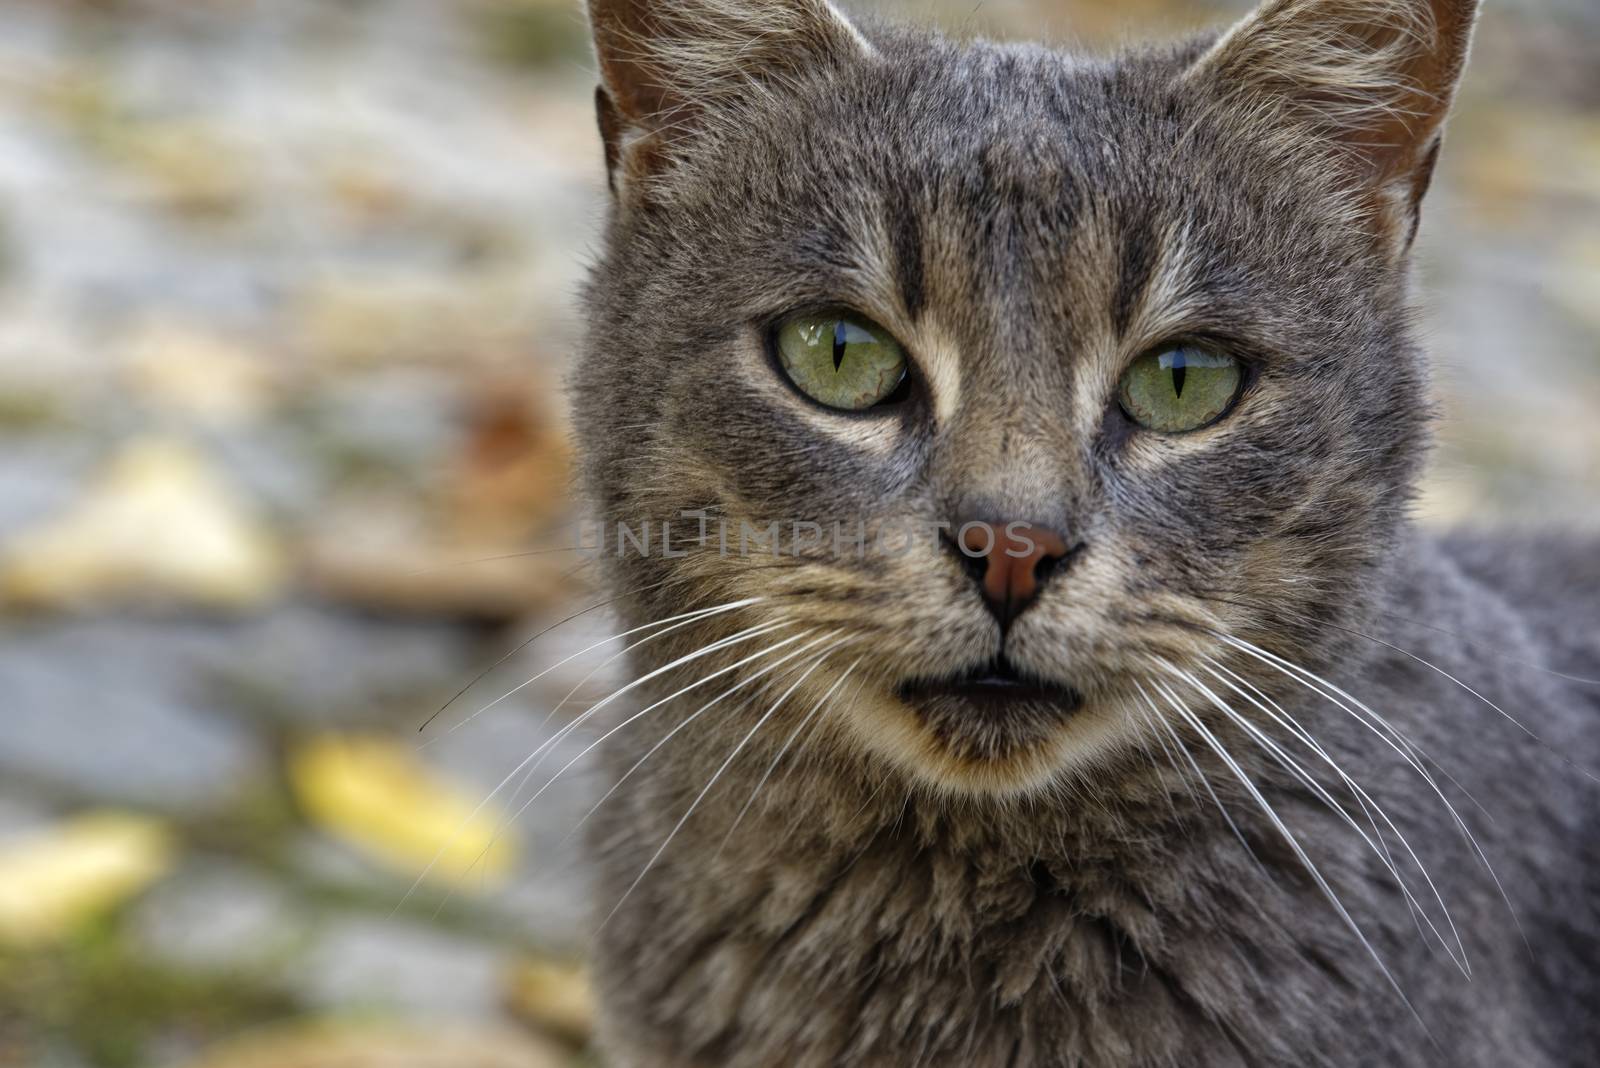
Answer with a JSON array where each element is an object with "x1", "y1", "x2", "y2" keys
[
  {"x1": 775, "y1": 311, "x2": 908, "y2": 411},
  {"x1": 1117, "y1": 345, "x2": 1243, "y2": 433}
]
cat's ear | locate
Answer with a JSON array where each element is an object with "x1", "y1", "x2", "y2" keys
[
  {"x1": 586, "y1": 0, "x2": 871, "y2": 201},
  {"x1": 1187, "y1": 0, "x2": 1478, "y2": 256}
]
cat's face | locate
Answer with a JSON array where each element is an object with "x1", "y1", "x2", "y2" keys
[{"x1": 575, "y1": 0, "x2": 1473, "y2": 796}]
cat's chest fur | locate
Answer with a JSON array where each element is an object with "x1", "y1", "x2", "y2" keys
[{"x1": 586, "y1": 541, "x2": 1599, "y2": 1068}]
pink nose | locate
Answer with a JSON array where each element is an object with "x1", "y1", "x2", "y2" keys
[{"x1": 959, "y1": 522, "x2": 1073, "y2": 626}]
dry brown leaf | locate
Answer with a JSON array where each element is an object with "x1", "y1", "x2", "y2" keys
[{"x1": 505, "y1": 957, "x2": 594, "y2": 1046}]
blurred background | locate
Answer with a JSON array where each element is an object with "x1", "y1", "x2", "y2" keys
[{"x1": 0, "y1": 0, "x2": 1594, "y2": 1065}]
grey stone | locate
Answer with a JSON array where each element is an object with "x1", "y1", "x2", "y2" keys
[
  {"x1": 300, "y1": 913, "x2": 512, "y2": 1021},
  {"x1": 129, "y1": 858, "x2": 308, "y2": 976},
  {"x1": 0, "y1": 623, "x2": 264, "y2": 810}
]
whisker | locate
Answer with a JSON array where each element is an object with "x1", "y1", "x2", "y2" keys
[
  {"x1": 561, "y1": 631, "x2": 850, "y2": 845},
  {"x1": 401, "y1": 544, "x2": 586, "y2": 572},
  {"x1": 595, "y1": 634, "x2": 858, "y2": 933},
  {"x1": 1127, "y1": 687, "x2": 1196, "y2": 827},
  {"x1": 714, "y1": 655, "x2": 863, "y2": 859},
  {"x1": 1331, "y1": 627, "x2": 1599, "y2": 785},
  {"x1": 425, "y1": 551, "x2": 835, "y2": 739},
  {"x1": 428, "y1": 597, "x2": 767, "y2": 742},
  {"x1": 1216, "y1": 633, "x2": 1531, "y2": 958},
  {"x1": 1200, "y1": 658, "x2": 1439, "y2": 952},
  {"x1": 1172, "y1": 661, "x2": 1469, "y2": 975},
  {"x1": 526, "y1": 595, "x2": 766, "y2": 738},
  {"x1": 419, "y1": 574, "x2": 685, "y2": 733},
  {"x1": 1220, "y1": 634, "x2": 1455, "y2": 798},
  {"x1": 490, "y1": 622, "x2": 807, "y2": 838},
  {"x1": 428, "y1": 624, "x2": 818, "y2": 921},
  {"x1": 1359, "y1": 613, "x2": 1600, "y2": 688},
  {"x1": 1152, "y1": 664, "x2": 1431, "y2": 1039},
  {"x1": 1193, "y1": 588, "x2": 1600, "y2": 688},
  {"x1": 1191, "y1": 588, "x2": 1598, "y2": 782},
  {"x1": 391, "y1": 615, "x2": 786, "y2": 915},
  {"x1": 495, "y1": 581, "x2": 848, "y2": 751},
  {"x1": 525, "y1": 577, "x2": 839, "y2": 735},
  {"x1": 1136, "y1": 679, "x2": 1265, "y2": 873}
]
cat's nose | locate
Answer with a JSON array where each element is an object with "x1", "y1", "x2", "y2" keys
[{"x1": 952, "y1": 521, "x2": 1079, "y2": 629}]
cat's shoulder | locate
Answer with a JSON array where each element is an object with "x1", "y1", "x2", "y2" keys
[
  {"x1": 1429, "y1": 527, "x2": 1600, "y2": 680},
  {"x1": 1434, "y1": 527, "x2": 1600, "y2": 600}
]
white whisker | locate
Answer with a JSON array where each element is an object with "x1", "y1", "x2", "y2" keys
[
  {"x1": 1216, "y1": 632, "x2": 1529, "y2": 955},
  {"x1": 1136, "y1": 679, "x2": 1264, "y2": 873},
  {"x1": 1331, "y1": 627, "x2": 1599, "y2": 785},
  {"x1": 488, "y1": 624, "x2": 813, "y2": 841},
  {"x1": 1150, "y1": 666, "x2": 1430, "y2": 1037},
  {"x1": 1128, "y1": 685, "x2": 1197, "y2": 826},
  {"x1": 433, "y1": 597, "x2": 766, "y2": 742},
  {"x1": 562, "y1": 631, "x2": 850, "y2": 845},
  {"x1": 392, "y1": 614, "x2": 784, "y2": 915},
  {"x1": 428, "y1": 623, "x2": 815, "y2": 921},
  {"x1": 715, "y1": 655, "x2": 863, "y2": 858},
  {"x1": 1173, "y1": 660, "x2": 1469, "y2": 976},
  {"x1": 495, "y1": 619, "x2": 794, "y2": 817},
  {"x1": 1201, "y1": 658, "x2": 1438, "y2": 950},
  {"x1": 597, "y1": 632, "x2": 854, "y2": 932}
]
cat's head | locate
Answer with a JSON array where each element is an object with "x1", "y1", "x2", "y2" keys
[{"x1": 573, "y1": 0, "x2": 1477, "y2": 796}]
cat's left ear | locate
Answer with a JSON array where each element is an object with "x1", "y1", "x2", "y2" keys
[
  {"x1": 1187, "y1": 0, "x2": 1478, "y2": 258},
  {"x1": 586, "y1": 0, "x2": 872, "y2": 203}
]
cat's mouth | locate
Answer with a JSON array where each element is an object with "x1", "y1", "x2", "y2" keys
[
  {"x1": 890, "y1": 656, "x2": 1086, "y2": 773},
  {"x1": 897, "y1": 656, "x2": 1083, "y2": 715},
  {"x1": 865, "y1": 656, "x2": 1112, "y2": 791}
]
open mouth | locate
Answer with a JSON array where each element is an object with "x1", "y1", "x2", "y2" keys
[{"x1": 898, "y1": 656, "x2": 1083, "y2": 713}]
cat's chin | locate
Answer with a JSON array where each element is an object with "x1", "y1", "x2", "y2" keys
[{"x1": 848, "y1": 671, "x2": 1130, "y2": 798}]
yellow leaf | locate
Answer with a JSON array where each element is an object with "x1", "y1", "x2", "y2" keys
[
  {"x1": 0, "y1": 812, "x2": 175, "y2": 945},
  {"x1": 288, "y1": 735, "x2": 516, "y2": 886}
]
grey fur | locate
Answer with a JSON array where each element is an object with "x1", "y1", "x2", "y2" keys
[{"x1": 570, "y1": 1, "x2": 1599, "y2": 1064}]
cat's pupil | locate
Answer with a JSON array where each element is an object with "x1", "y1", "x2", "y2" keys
[
  {"x1": 1171, "y1": 356, "x2": 1187, "y2": 398},
  {"x1": 832, "y1": 321, "x2": 847, "y2": 371}
]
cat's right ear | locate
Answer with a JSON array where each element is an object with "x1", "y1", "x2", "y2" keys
[{"x1": 586, "y1": 0, "x2": 872, "y2": 204}]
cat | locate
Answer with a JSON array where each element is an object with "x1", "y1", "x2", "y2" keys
[{"x1": 567, "y1": 0, "x2": 1600, "y2": 1064}]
